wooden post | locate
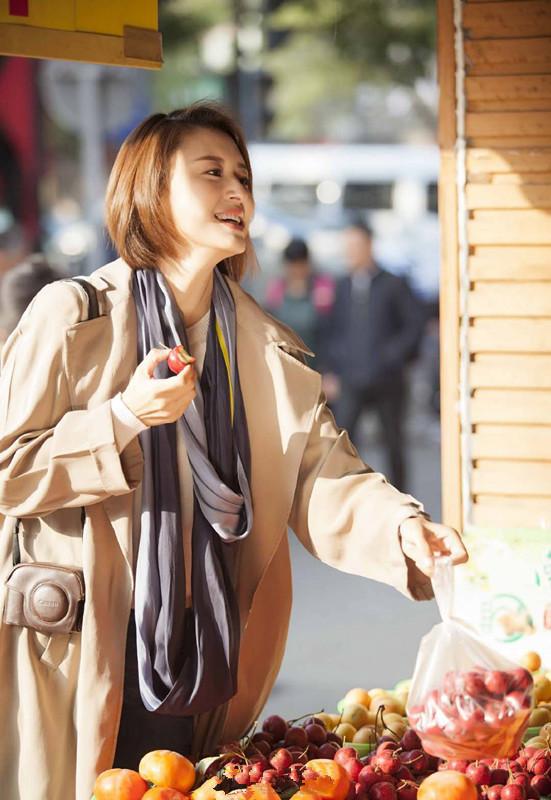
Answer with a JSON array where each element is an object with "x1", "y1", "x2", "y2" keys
[{"x1": 437, "y1": 0, "x2": 463, "y2": 532}]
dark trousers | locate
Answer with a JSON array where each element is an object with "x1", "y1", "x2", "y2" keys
[
  {"x1": 335, "y1": 379, "x2": 407, "y2": 491},
  {"x1": 113, "y1": 611, "x2": 193, "y2": 769}
]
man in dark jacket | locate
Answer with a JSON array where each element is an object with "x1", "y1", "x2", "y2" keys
[{"x1": 323, "y1": 220, "x2": 425, "y2": 490}]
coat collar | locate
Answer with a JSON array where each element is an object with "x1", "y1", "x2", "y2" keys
[{"x1": 88, "y1": 258, "x2": 314, "y2": 358}]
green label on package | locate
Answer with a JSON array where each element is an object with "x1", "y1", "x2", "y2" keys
[{"x1": 452, "y1": 528, "x2": 551, "y2": 662}]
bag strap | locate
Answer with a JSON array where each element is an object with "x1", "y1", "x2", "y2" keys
[
  {"x1": 71, "y1": 276, "x2": 100, "y2": 320},
  {"x1": 12, "y1": 278, "x2": 100, "y2": 566}
]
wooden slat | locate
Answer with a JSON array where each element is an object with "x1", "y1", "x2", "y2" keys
[
  {"x1": 466, "y1": 183, "x2": 551, "y2": 209},
  {"x1": 469, "y1": 318, "x2": 551, "y2": 351},
  {"x1": 472, "y1": 424, "x2": 551, "y2": 459},
  {"x1": 472, "y1": 459, "x2": 551, "y2": 495},
  {"x1": 437, "y1": 0, "x2": 463, "y2": 532},
  {"x1": 469, "y1": 283, "x2": 551, "y2": 316},
  {"x1": 465, "y1": 38, "x2": 551, "y2": 77},
  {"x1": 471, "y1": 354, "x2": 551, "y2": 388},
  {"x1": 468, "y1": 210, "x2": 551, "y2": 245},
  {"x1": 467, "y1": 148, "x2": 551, "y2": 174},
  {"x1": 469, "y1": 247, "x2": 551, "y2": 280},
  {"x1": 492, "y1": 172, "x2": 551, "y2": 185},
  {"x1": 469, "y1": 136, "x2": 551, "y2": 148},
  {"x1": 463, "y1": 2, "x2": 551, "y2": 39},
  {"x1": 466, "y1": 74, "x2": 551, "y2": 103},
  {"x1": 469, "y1": 99, "x2": 551, "y2": 112},
  {"x1": 472, "y1": 496, "x2": 551, "y2": 527},
  {"x1": 466, "y1": 111, "x2": 551, "y2": 138},
  {"x1": 471, "y1": 389, "x2": 551, "y2": 423}
]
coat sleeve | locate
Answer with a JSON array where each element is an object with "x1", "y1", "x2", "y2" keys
[
  {"x1": 0, "y1": 281, "x2": 143, "y2": 517},
  {"x1": 288, "y1": 394, "x2": 427, "y2": 599}
]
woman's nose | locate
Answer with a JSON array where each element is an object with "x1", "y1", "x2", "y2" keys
[{"x1": 226, "y1": 176, "x2": 246, "y2": 199}]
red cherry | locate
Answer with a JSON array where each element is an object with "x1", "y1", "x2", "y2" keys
[
  {"x1": 466, "y1": 763, "x2": 492, "y2": 786},
  {"x1": 358, "y1": 766, "x2": 385, "y2": 789},
  {"x1": 400, "y1": 730, "x2": 421, "y2": 751},
  {"x1": 318, "y1": 742, "x2": 340, "y2": 759},
  {"x1": 463, "y1": 671, "x2": 488, "y2": 697},
  {"x1": 510, "y1": 668, "x2": 533, "y2": 692},
  {"x1": 343, "y1": 759, "x2": 363, "y2": 782},
  {"x1": 531, "y1": 774, "x2": 551, "y2": 795},
  {"x1": 491, "y1": 769, "x2": 510, "y2": 786},
  {"x1": 284, "y1": 726, "x2": 308, "y2": 748},
  {"x1": 335, "y1": 747, "x2": 359, "y2": 766},
  {"x1": 447, "y1": 760, "x2": 469, "y2": 773},
  {"x1": 501, "y1": 785, "x2": 526, "y2": 800},
  {"x1": 396, "y1": 782, "x2": 418, "y2": 800},
  {"x1": 485, "y1": 671, "x2": 511, "y2": 696},
  {"x1": 528, "y1": 754, "x2": 551, "y2": 775},
  {"x1": 487, "y1": 787, "x2": 505, "y2": 800},
  {"x1": 269, "y1": 748, "x2": 293, "y2": 772},
  {"x1": 369, "y1": 782, "x2": 398, "y2": 800}
]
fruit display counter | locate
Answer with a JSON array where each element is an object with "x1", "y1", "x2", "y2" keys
[{"x1": 91, "y1": 652, "x2": 551, "y2": 800}]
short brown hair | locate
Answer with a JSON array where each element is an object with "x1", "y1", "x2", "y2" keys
[{"x1": 105, "y1": 102, "x2": 255, "y2": 281}]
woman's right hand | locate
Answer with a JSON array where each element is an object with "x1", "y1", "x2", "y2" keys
[{"x1": 121, "y1": 348, "x2": 196, "y2": 427}]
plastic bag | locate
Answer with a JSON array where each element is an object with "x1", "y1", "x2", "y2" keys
[{"x1": 406, "y1": 558, "x2": 533, "y2": 760}]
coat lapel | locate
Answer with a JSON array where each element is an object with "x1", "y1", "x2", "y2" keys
[{"x1": 229, "y1": 283, "x2": 322, "y2": 614}]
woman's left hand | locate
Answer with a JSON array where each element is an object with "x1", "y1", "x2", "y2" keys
[{"x1": 398, "y1": 517, "x2": 468, "y2": 601}]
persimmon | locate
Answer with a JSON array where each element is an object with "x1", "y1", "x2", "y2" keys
[
  {"x1": 303, "y1": 759, "x2": 351, "y2": 800},
  {"x1": 191, "y1": 777, "x2": 226, "y2": 800},
  {"x1": 143, "y1": 789, "x2": 189, "y2": 800},
  {"x1": 139, "y1": 750, "x2": 196, "y2": 794},
  {"x1": 93, "y1": 768, "x2": 148, "y2": 800},
  {"x1": 229, "y1": 785, "x2": 280, "y2": 800},
  {"x1": 291, "y1": 791, "x2": 325, "y2": 800},
  {"x1": 418, "y1": 770, "x2": 478, "y2": 800}
]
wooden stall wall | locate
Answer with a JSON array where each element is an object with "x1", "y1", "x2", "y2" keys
[{"x1": 438, "y1": 0, "x2": 551, "y2": 531}]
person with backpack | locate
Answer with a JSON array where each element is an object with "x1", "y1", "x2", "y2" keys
[{"x1": 264, "y1": 238, "x2": 335, "y2": 369}]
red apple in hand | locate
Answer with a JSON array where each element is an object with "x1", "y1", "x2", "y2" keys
[{"x1": 167, "y1": 344, "x2": 195, "y2": 374}]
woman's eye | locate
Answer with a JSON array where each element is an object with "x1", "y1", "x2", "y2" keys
[
  {"x1": 206, "y1": 169, "x2": 222, "y2": 177},
  {"x1": 240, "y1": 176, "x2": 251, "y2": 188}
]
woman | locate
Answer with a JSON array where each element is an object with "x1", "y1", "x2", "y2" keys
[{"x1": 0, "y1": 103, "x2": 467, "y2": 800}]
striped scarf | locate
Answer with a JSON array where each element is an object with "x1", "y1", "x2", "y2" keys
[{"x1": 132, "y1": 267, "x2": 253, "y2": 716}]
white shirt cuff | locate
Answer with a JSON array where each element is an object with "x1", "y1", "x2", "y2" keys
[{"x1": 111, "y1": 392, "x2": 147, "y2": 452}]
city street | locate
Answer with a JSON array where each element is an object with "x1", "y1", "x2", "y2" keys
[{"x1": 262, "y1": 369, "x2": 443, "y2": 720}]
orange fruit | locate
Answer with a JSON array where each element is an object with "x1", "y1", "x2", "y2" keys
[
  {"x1": 139, "y1": 750, "x2": 195, "y2": 794},
  {"x1": 303, "y1": 759, "x2": 351, "y2": 800},
  {"x1": 94, "y1": 768, "x2": 148, "y2": 800},
  {"x1": 521, "y1": 651, "x2": 542, "y2": 672},
  {"x1": 418, "y1": 771, "x2": 478, "y2": 800},
  {"x1": 143, "y1": 790, "x2": 189, "y2": 800}
]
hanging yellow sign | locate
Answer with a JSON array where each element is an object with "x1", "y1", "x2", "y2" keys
[{"x1": 0, "y1": 0, "x2": 162, "y2": 68}]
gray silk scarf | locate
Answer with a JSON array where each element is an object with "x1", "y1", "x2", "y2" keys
[{"x1": 132, "y1": 267, "x2": 253, "y2": 716}]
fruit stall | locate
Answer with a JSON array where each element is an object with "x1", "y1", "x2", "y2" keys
[{"x1": 92, "y1": 650, "x2": 551, "y2": 800}]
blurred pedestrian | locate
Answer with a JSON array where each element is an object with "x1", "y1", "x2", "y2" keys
[
  {"x1": 324, "y1": 220, "x2": 424, "y2": 490},
  {"x1": 264, "y1": 238, "x2": 335, "y2": 367},
  {"x1": 0, "y1": 253, "x2": 66, "y2": 347}
]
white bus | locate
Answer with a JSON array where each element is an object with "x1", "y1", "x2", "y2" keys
[{"x1": 248, "y1": 142, "x2": 440, "y2": 298}]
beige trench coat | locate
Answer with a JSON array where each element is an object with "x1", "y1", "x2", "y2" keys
[{"x1": 0, "y1": 259, "x2": 424, "y2": 800}]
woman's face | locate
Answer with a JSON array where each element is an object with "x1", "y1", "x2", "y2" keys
[{"x1": 168, "y1": 127, "x2": 254, "y2": 261}]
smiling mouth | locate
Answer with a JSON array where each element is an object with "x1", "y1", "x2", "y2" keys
[{"x1": 214, "y1": 212, "x2": 245, "y2": 231}]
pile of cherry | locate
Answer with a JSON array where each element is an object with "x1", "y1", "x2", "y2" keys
[
  {"x1": 340, "y1": 738, "x2": 551, "y2": 799},
  {"x1": 213, "y1": 713, "x2": 347, "y2": 794},
  {"x1": 212, "y1": 711, "x2": 551, "y2": 800}
]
